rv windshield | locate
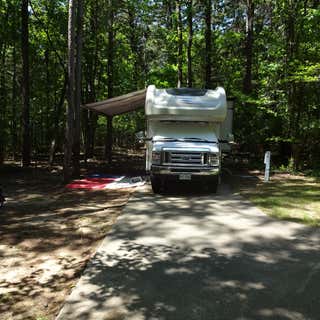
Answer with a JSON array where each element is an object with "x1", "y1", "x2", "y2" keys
[{"x1": 151, "y1": 121, "x2": 218, "y2": 143}]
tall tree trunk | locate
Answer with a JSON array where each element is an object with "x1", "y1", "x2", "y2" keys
[
  {"x1": 176, "y1": 0, "x2": 183, "y2": 88},
  {"x1": 243, "y1": 0, "x2": 254, "y2": 94},
  {"x1": 187, "y1": 0, "x2": 193, "y2": 88},
  {"x1": 164, "y1": 0, "x2": 174, "y2": 28},
  {"x1": 86, "y1": 112, "x2": 97, "y2": 158},
  {"x1": 84, "y1": 78, "x2": 97, "y2": 162},
  {"x1": 105, "y1": 0, "x2": 115, "y2": 163},
  {"x1": 204, "y1": 0, "x2": 212, "y2": 88},
  {"x1": 64, "y1": 0, "x2": 76, "y2": 182},
  {"x1": 21, "y1": 0, "x2": 31, "y2": 166},
  {"x1": 49, "y1": 75, "x2": 67, "y2": 166},
  {"x1": 84, "y1": 0, "x2": 99, "y2": 161},
  {"x1": 285, "y1": 0, "x2": 299, "y2": 169},
  {"x1": 45, "y1": 49, "x2": 50, "y2": 146},
  {"x1": 11, "y1": 44, "x2": 18, "y2": 161},
  {"x1": 107, "y1": 2, "x2": 114, "y2": 100},
  {"x1": 73, "y1": 0, "x2": 83, "y2": 177},
  {"x1": 128, "y1": 6, "x2": 139, "y2": 90},
  {"x1": 0, "y1": 3, "x2": 9, "y2": 165},
  {"x1": 106, "y1": 116, "x2": 113, "y2": 163},
  {"x1": 0, "y1": 45, "x2": 6, "y2": 165},
  {"x1": 84, "y1": 79, "x2": 98, "y2": 162}
]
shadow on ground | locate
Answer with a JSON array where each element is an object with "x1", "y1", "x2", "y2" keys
[
  {"x1": 0, "y1": 166, "x2": 132, "y2": 320},
  {"x1": 58, "y1": 185, "x2": 320, "y2": 320}
]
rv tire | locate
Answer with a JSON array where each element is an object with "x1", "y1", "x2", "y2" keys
[
  {"x1": 151, "y1": 177, "x2": 161, "y2": 194},
  {"x1": 209, "y1": 176, "x2": 219, "y2": 193}
]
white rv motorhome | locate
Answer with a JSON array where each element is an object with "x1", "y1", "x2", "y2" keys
[{"x1": 144, "y1": 85, "x2": 232, "y2": 193}]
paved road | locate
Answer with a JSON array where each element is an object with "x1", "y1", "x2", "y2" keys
[{"x1": 57, "y1": 183, "x2": 320, "y2": 320}]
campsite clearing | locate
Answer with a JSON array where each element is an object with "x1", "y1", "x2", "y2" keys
[
  {"x1": 231, "y1": 172, "x2": 320, "y2": 227},
  {"x1": 0, "y1": 164, "x2": 133, "y2": 320}
]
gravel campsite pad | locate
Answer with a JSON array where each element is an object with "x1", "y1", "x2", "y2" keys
[{"x1": 0, "y1": 168, "x2": 133, "y2": 320}]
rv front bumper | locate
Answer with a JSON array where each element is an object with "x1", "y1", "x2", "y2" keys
[{"x1": 151, "y1": 165, "x2": 219, "y2": 176}]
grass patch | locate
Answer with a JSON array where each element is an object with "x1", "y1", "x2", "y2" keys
[{"x1": 235, "y1": 174, "x2": 320, "y2": 226}]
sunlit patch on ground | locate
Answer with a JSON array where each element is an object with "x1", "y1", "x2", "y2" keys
[
  {"x1": 231, "y1": 172, "x2": 320, "y2": 226},
  {"x1": 0, "y1": 167, "x2": 133, "y2": 320}
]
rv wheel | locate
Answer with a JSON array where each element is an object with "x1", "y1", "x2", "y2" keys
[
  {"x1": 209, "y1": 176, "x2": 219, "y2": 193},
  {"x1": 151, "y1": 177, "x2": 161, "y2": 194}
]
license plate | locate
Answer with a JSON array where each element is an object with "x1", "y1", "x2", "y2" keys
[{"x1": 179, "y1": 174, "x2": 191, "y2": 180}]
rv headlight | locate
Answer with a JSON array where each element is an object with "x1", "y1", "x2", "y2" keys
[
  {"x1": 152, "y1": 151, "x2": 161, "y2": 165},
  {"x1": 208, "y1": 153, "x2": 219, "y2": 166}
]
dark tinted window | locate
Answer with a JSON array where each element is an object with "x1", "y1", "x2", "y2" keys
[{"x1": 166, "y1": 88, "x2": 207, "y2": 96}]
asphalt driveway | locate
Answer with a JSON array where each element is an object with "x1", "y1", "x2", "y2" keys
[{"x1": 56, "y1": 183, "x2": 320, "y2": 320}]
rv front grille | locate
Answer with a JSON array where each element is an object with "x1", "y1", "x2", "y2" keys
[{"x1": 164, "y1": 151, "x2": 208, "y2": 166}]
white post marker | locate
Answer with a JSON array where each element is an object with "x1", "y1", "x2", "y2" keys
[{"x1": 264, "y1": 151, "x2": 271, "y2": 182}]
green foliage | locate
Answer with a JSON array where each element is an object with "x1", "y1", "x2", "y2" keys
[{"x1": 0, "y1": 0, "x2": 318, "y2": 170}]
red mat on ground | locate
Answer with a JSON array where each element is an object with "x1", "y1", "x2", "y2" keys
[{"x1": 66, "y1": 177, "x2": 117, "y2": 190}]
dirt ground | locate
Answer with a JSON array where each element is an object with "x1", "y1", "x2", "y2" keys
[
  {"x1": 1, "y1": 151, "x2": 317, "y2": 319},
  {"x1": 0, "y1": 155, "x2": 142, "y2": 320}
]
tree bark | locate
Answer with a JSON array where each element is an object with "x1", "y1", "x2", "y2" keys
[
  {"x1": 84, "y1": 0, "x2": 99, "y2": 161},
  {"x1": 49, "y1": 75, "x2": 67, "y2": 166},
  {"x1": 107, "y1": 1, "x2": 114, "y2": 100},
  {"x1": 128, "y1": 6, "x2": 139, "y2": 90},
  {"x1": 105, "y1": 0, "x2": 115, "y2": 162},
  {"x1": 45, "y1": 49, "x2": 50, "y2": 145},
  {"x1": 73, "y1": 0, "x2": 83, "y2": 177},
  {"x1": 21, "y1": 0, "x2": 31, "y2": 166},
  {"x1": 285, "y1": 0, "x2": 299, "y2": 169},
  {"x1": 243, "y1": 0, "x2": 254, "y2": 94},
  {"x1": 11, "y1": 44, "x2": 18, "y2": 161},
  {"x1": 0, "y1": 45, "x2": 7, "y2": 165},
  {"x1": 204, "y1": 0, "x2": 212, "y2": 88},
  {"x1": 84, "y1": 80, "x2": 97, "y2": 161},
  {"x1": 0, "y1": 3, "x2": 9, "y2": 165},
  {"x1": 187, "y1": 0, "x2": 193, "y2": 88},
  {"x1": 64, "y1": 0, "x2": 76, "y2": 182},
  {"x1": 106, "y1": 116, "x2": 113, "y2": 164},
  {"x1": 176, "y1": 0, "x2": 183, "y2": 88}
]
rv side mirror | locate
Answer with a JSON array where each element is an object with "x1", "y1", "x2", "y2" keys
[
  {"x1": 135, "y1": 131, "x2": 146, "y2": 143},
  {"x1": 227, "y1": 133, "x2": 234, "y2": 143}
]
